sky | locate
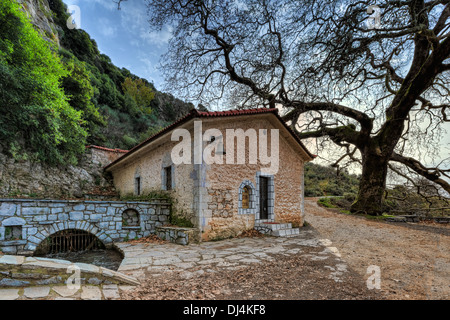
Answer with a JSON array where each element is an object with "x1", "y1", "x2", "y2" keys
[
  {"x1": 62, "y1": 0, "x2": 448, "y2": 175},
  {"x1": 63, "y1": 0, "x2": 170, "y2": 91}
]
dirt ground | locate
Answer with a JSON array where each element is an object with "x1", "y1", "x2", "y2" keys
[
  {"x1": 121, "y1": 198, "x2": 448, "y2": 301},
  {"x1": 304, "y1": 198, "x2": 449, "y2": 300}
]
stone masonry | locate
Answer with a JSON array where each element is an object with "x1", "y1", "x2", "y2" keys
[{"x1": 0, "y1": 198, "x2": 171, "y2": 255}]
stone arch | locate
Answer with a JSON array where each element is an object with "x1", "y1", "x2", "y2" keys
[
  {"x1": 238, "y1": 180, "x2": 256, "y2": 215},
  {"x1": 27, "y1": 221, "x2": 113, "y2": 253}
]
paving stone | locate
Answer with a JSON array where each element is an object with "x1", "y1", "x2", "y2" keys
[
  {"x1": 0, "y1": 289, "x2": 20, "y2": 300},
  {"x1": 52, "y1": 286, "x2": 80, "y2": 297},
  {"x1": 152, "y1": 257, "x2": 182, "y2": 266},
  {"x1": 173, "y1": 262, "x2": 196, "y2": 269},
  {"x1": 0, "y1": 255, "x2": 24, "y2": 265},
  {"x1": 102, "y1": 285, "x2": 120, "y2": 300},
  {"x1": 240, "y1": 258, "x2": 261, "y2": 264},
  {"x1": 119, "y1": 285, "x2": 136, "y2": 292},
  {"x1": 81, "y1": 286, "x2": 102, "y2": 300},
  {"x1": 23, "y1": 286, "x2": 51, "y2": 299}
]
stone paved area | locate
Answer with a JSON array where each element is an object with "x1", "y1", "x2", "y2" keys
[{"x1": 0, "y1": 229, "x2": 348, "y2": 299}]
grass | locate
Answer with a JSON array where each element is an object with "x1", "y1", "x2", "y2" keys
[
  {"x1": 120, "y1": 190, "x2": 173, "y2": 202},
  {"x1": 318, "y1": 196, "x2": 396, "y2": 221},
  {"x1": 169, "y1": 212, "x2": 194, "y2": 228},
  {"x1": 317, "y1": 197, "x2": 338, "y2": 208}
]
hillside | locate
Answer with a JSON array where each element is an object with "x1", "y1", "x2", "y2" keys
[
  {"x1": 304, "y1": 162, "x2": 360, "y2": 197},
  {"x1": 1, "y1": 0, "x2": 195, "y2": 166}
]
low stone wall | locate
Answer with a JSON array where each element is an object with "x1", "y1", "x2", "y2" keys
[
  {"x1": 156, "y1": 226, "x2": 198, "y2": 245},
  {"x1": 0, "y1": 254, "x2": 139, "y2": 287},
  {"x1": 0, "y1": 198, "x2": 171, "y2": 255}
]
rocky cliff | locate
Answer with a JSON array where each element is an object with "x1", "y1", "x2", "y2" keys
[
  {"x1": 17, "y1": 0, "x2": 60, "y2": 46},
  {"x1": 0, "y1": 146, "x2": 124, "y2": 199}
]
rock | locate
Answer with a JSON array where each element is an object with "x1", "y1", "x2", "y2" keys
[
  {"x1": 88, "y1": 277, "x2": 102, "y2": 285},
  {"x1": 52, "y1": 286, "x2": 79, "y2": 297},
  {"x1": 0, "y1": 289, "x2": 20, "y2": 300},
  {"x1": 23, "y1": 286, "x2": 50, "y2": 299},
  {"x1": 0, "y1": 278, "x2": 31, "y2": 287},
  {"x1": 0, "y1": 203, "x2": 17, "y2": 216},
  {"x1": 81, "y1": 286, "x2": 102, "y2": 300}
]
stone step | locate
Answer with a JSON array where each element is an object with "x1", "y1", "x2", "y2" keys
[
  {"x1": 254, "y1": 221, "x2": 300, "y2": 237},
  {"x1": 254, "y1": 222, "x2": 292, "y2": 231},
  {"x1": 272, "y1": 228, "x2": 300, "y2": 237}
]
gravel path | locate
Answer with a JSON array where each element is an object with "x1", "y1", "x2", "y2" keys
[{"x1": 304, "y1": 198, "x2": 450, "y2": 300}]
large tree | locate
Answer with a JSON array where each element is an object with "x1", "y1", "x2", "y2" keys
[{"x1": 142, "y1": 0, "x2": 450, "y2": 214}]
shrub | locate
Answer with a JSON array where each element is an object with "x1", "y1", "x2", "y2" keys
[{"x1": 0, "y1": 0, "x2": 87, "y2": 165}]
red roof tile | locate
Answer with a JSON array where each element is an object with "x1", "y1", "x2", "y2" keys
[{"x1": 87, "y1": 145, "x2": 129, "y2": 153}]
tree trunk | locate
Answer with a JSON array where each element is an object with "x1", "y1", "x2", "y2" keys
[{"x1": 351, "y1": 150, "x2": 389, "y2": 215}]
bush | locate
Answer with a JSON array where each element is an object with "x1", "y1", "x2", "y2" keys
[
  {"x1": 344, "y1": 192, "x2": 356, "y2": 202},
  {"x1": 0, "y1": 1, "x2": 87, "y2": 165}
]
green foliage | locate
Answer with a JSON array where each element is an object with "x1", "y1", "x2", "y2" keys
[
  {"x1": 60, "y1": 52, "x2": 107, "y2": 143},
  {"x1": 0, "y1": 0, "x2": 194, "y2": 166},
  {"x1": 304, "y1": 163, "x2": 359, "y2": 197},
  {"x1": 45, "y1": 0, "x2": 193, "y2": 151},
  {"x1": 317, "y1": 197, "x2": 337, "y2": 208},
  {"x1": 169, "y1": 212, "x2": 194, "y2": 228},
  {"x1": 0, "y1": 0, "x2": 87, "y2": 165},
  {"x1": 122, "y1": 77, "x2": 155, "y2": 114},
  {"x1": 122, "y1": 134, "x2": 138, "y2": 149},
  {"x1": 384, "y1": 186, "x2": 450, "y2": 217},
  {"x1": 139, "y1": 125, "x2": 165, "y2": 142},
  {"x1": 120, "y1": 190, "x2": 173, "y2": 201}
]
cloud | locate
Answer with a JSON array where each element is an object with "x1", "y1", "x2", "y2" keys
[
  {"x1": 79, "y1": 0, "x2": 117, "y2": 11},
  {"x1": 98, "y1": 17, "x2": 117, "y2": 37},
  {"x1": 120, "y1": 1, "x2": 172, "y2": 47}
]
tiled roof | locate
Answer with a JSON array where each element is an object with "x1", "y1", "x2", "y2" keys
[
  {"x1": 104, "y1": 108, "x2": 314, "y2": 170},
  {"x1": 196, "y1": 108, "x2": 279, "y2": 117},
  {"x1": 87, "y1": 145, "x2": 129, "y2": 153}
]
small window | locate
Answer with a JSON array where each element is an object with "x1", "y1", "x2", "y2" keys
[
  {"x1": 135, "y1": 176, "x2": 141, "y2": 195},
  {"x1": 122, "y1": 209, "x2": 140, "y2": 227},
  {"x1": 164, "y1": 166, "x2": 172, "y2": 191},
  {"x1": 5, "y1": 226, "x2": 22, "y2": 241},
  {"x1": 242, "y1": 186, "x2": 250, "y2": 209}
]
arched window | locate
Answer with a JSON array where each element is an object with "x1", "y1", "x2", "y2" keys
[
  {"x1": 238, "y1": 180, "x2": 256, "y2": 215},
  {"x1": 122, "y1": 209, "x2": 140, "y2": 227},
  {"x1": 242, "y1": 186, "x2": 250, "y2": 209}
]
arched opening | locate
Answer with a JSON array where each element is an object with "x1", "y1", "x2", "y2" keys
[
  {"x1": 35, "y1": 229, "x2": 105, "y2": 255},
  {"x1": 122, "y1": 208, "x2": 140, "y2": 227},
  {"x1": 242, "y1": 186, "x2": 251, "y2": 209},
  {"x1": 34, "y1": 229, "x2": 123, "y2": 271},
  {"x1": 238, "y1": 180, "x2": 256, "y2": 215}
]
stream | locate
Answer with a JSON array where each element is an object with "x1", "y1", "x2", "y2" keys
[{"x1": 40, "y1": 248, "x2": 123, "y2": 271}]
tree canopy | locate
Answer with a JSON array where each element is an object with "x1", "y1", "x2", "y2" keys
[{"x1": 144, "y1": 0, "x2": 450, "y2": 214}]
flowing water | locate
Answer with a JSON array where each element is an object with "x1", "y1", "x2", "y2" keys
[{"x1": 41, "y1": 248, "x2": 124, "y2": 271}]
